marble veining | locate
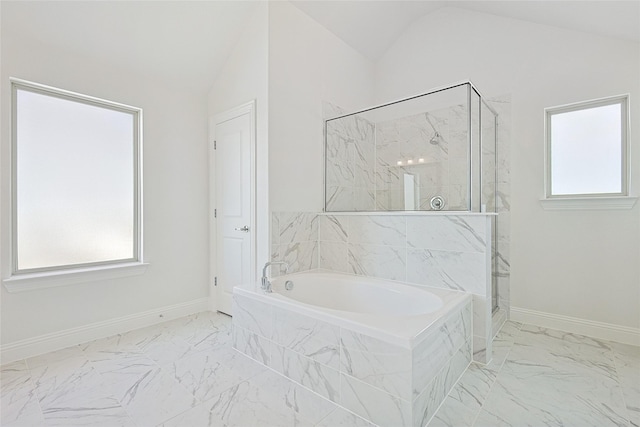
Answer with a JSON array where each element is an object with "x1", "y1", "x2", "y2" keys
[{"x1": 2, "y1": 314, "x2": 638, "y2": 427}]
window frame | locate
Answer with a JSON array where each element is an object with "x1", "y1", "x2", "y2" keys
[
  {"x1": 544, "y1": 94, "x2": 630, "y2": 200},
  {"x1": 9, "y1": 78, "x2": 144, "y2": 280}
]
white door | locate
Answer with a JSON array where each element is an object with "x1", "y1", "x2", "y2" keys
[{"x1": 212, "y1": 103, "x2": 255, "y2": 315}]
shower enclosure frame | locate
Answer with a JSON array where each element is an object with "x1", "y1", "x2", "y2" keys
[{"x1": 323, "y1": 80, "x2": 501, "y2": 312}]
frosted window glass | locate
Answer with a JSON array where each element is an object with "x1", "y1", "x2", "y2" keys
[
  {"x1": 15, "y1": 88, "x2": 136, "y2": 271},
  {"x1": 550, "y1": 103, "x2": 622, "y2": 196}
]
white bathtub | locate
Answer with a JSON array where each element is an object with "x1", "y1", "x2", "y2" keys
[
  {"x1": 233, "y1": 271, "x2": 472, "y2": 426},
  {"x1": 234, "y1": 271, "x2": 470, "y2": 349}
]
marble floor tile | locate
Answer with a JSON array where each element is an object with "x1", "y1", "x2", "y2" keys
[
  {"x1": 41, "y1": 394, "x2": 134, "y2": 427},
  {"x1": 202, "y1": 379, "x2": 316, "y2": 427},
  {"x1": 2, "y1": 312, "x2": 637, "y2": 427},
  {"x1": 163, "y1": 350, "x2": 253, "y2": 402},
  {"x1": 107, "y1": 367, "x2": 198, "y2": 426},
  {"x1": 611, "y1": 342, "x2": 640, "y2": 427},
  {"x1": 248, "y1": 369, "x2": 338, "y2": 424},
  {"x1": 428, "y1": 363, "x2": 497, "y2": 427},
  {"x1": 1, "y1": 361, "x2": 42, "y2": 427},
  {"x1": 315, "y1": 407, "x2": 378, "y2": 427},
  {"x1": 473, "y1": 327, "x2": 630, "y2": 427}
]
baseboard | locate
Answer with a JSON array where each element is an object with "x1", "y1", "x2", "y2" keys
[
  {"x1": 511, "y1": 307, "x2": 640, "y2": 346},
  {"x1": 1, "y1": 298, "x2": 211, "y2": 364}
]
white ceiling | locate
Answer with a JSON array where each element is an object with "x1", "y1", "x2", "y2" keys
[
  {"x1": 1, "y1": 1, "x2": 258, "y2": 92},
  {"x1": 3, "y1": 1, "x2": 638, "y2": 91},
  {"x1": 293, "y1": 1, "x2": 640, "y2": 61}
]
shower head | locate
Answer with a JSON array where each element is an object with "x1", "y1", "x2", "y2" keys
[{"x1": 429, "y1": 131, "x2": 441, "y2": 145}]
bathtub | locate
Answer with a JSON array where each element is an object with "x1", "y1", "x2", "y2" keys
[{"x1": 232, "y1": 271, "x2": 472, "y2": 427}]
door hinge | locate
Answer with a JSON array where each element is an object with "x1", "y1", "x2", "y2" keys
[
  {"x1": 214, "y1": 208, "x2": 217, "y2": 218},
  {"x1": 214, "y1": 277, "x2": 218, "y2": 286},
  {"x1": 213, "y1": 140, "x2": 216, "y2": 150}
]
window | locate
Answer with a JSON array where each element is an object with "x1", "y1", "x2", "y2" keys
[
  {"x1": 545, "y1": 95, "x2": 629, "y2": 199},
  {"x1": 10, "y1": 79, "x2": 143, "y2": 278}
]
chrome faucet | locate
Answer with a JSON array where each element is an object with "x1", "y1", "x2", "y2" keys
[{"x1": 261, "y1": 261, "x2": 289, "y2": 292}]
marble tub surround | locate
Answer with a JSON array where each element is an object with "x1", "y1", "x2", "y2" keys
[
  {"x1": 233, "y1": 279, "x2": 472, "y2": 427},
  {"x1": 319, "y1": 213, "x2": 494, "y2": 364},
  {"x1": 272, "y1": 210, "x2": 495, "y2": 363}
]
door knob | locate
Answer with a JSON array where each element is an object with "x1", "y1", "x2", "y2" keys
[{"x1": 235, "y1": 226, "x2": 250, "y2": 232}]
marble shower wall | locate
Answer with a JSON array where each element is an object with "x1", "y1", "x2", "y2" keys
[
  {"x1": 325, "y1": 113, "x2": 376, "y2": 211},
  {"x1": 375, "y1": 105, "x2": 469, "y2": 211}
]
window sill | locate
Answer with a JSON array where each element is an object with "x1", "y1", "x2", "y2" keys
[
  {"x1": 540, "y1": 196, "x2": 638, "y2": 211},
  {"x1": 3, "y1": 262, "x2": 149, "y2": 293}
]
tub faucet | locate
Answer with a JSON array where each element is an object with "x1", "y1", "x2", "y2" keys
[{"x1": 261, "y1": 261, "x2": 289, "y2": 292}]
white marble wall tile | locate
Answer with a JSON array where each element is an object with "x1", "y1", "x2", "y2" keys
[
  {"x1": 271, "y1": 213, "x2": 280, "y2": 246},
  {"x1": 231, "y1": 294, "x2": 272, "y2": 338},
  {"x1": 340, "y1": 329, "x2": 412, "y2": 400},
  {"x1": 406, "y1": 248, "x2": 486, "y2": 294},
  {"x1": 413, "y1": 304, "x2": 471, "y2": 396},
  {"x1": 326, "y1": 186, "x2": 354, "y2": 211},
  {"x1": 348, "y1": 216, "x2": 406, "y2": 247},
  {"x1": 473, "y1": 295, "x2": 489, "y2": 340},
  {"x1": 352, "y1": 188, "x2": 376, "y2": 211},
  {"x1": 270, "y1": 344, "x2": 340, "y2": 403},
  {"x1": 348, "y1": 243, "x2": 406, "y2": 282},
  {"x1": 340, "y1": 373, "x2": 411, "y2": 427},
  {"x1": 413, "y1": 340, "x2": 471, "y2": 427},
  {"x1": 271, "y1": 306, "x2": 340, "y2": 369},
  {"x1": 277, "y1": 212, "x2": 318, "y2": 245},
  {"x1": 407, "y1": 215, "x2": 486, "y2": 252},
  {"x1": 271, "y1": 241, "x2": 319, "y2": 275},
  {"x1": 232, "y1": 325, "x2": 271, "y2": 366},
  {"x1": 319, "y1": 241, "x2": 350, "y2": 273},
  {"x1": 319, "y1": 215, "x2": 348, "y2": 242}
]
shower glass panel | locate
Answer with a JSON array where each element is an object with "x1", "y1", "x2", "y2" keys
[
  {"x1": 325, "y1": 84, "x2": 470, "y2": 211},
  {"x1": 480, "y1": 101, "x2": 499, "y2": 312}
]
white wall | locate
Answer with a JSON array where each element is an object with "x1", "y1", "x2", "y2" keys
[
  {"x1": 1, "y1": 36, "x2": 210, "y2": 344},
  {"x1": 268, "y1": 2, "x2": 376, "y2": 213},
  {"x1": 207, "y1": 3, "x2": 269, "y2": 302},
  {"x1": 375, "y1": 7, "x2": 640, "y2": 329}
]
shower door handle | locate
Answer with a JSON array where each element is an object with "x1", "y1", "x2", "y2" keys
[{"x1": 235, "y1": 225, "x2": 250, "y2": 232}]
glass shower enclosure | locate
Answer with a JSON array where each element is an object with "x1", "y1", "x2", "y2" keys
[{"x1": 324, "y1": 81, "x2": 500, "y2": 310}]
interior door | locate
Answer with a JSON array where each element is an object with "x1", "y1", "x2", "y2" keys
[{"x1": 213, "y1": 106, "x2": 254, "y2": 315}]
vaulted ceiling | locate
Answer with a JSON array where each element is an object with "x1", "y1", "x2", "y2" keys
[
  {"x1": 293, "y1": 1, "x2": 640, "y2": 61},
  {"x1": 3, "y1": 1, "x2": 638, "y2": 92}
]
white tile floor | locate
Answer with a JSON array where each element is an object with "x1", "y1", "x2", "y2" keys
[{"x1": 1, "y1": 312, "x2": 638, "y2": 427}]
